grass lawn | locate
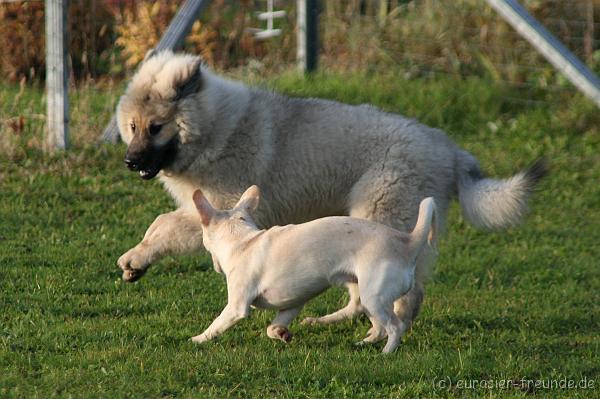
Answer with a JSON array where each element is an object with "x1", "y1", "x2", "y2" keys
[{"x1": 1, "y1": 73, "x2": 599, "y2": 398}]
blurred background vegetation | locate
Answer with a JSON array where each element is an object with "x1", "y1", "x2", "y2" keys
[
  {"x1": 1, "y1": 0, "x2": 600, "y2": 155},
  {"x1": 2, "y1": 0, "x2": 600, "y2": 83}
]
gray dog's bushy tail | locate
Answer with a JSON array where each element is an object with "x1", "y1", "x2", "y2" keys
[{"x1": 456, "y1": 153, "x2": 548, "y2": 230}]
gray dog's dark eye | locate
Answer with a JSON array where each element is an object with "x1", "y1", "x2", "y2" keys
[{"x1": 149, "y1": 123, "x2": 162, "y2": 136}]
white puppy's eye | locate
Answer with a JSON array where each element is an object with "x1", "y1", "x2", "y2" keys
[{"x1": 238, "y1": 216, "x2": 246, "y2": 222}]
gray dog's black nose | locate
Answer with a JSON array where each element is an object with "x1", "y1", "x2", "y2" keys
[{"x1": 124, "y1": 157, "x2": 141, "y2": 171}]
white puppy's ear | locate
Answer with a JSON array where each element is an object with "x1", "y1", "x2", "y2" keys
[
  {"x1": 235, "y1": 185, "x2": 260, "y2": 213},
  {"x1": 172, "y1": 56, "x2": 202, "y2": 101},
  {"x1": 193, "y1": 190, "x2": 214, "y2": 225}
]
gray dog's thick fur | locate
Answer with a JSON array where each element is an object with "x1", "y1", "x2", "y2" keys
[{"x1": 116, "y1": 51, "x2": 546, "y2": 328}]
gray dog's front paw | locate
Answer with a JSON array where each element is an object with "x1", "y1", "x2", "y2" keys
[{"x1": 118, "y1": 246, "x2": 151, "y2": 282}]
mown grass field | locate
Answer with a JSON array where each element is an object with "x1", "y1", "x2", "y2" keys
[{"x1": 1, "y1": 73, "x2": 599, "y2": 398}]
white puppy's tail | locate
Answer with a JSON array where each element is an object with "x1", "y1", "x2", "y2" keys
[
  {"x1": 408, "y1": 197, "x2": 438, "y2": 261},
  {"x1": 456, "y1": 154, "x2": 548, "y2": 230}
]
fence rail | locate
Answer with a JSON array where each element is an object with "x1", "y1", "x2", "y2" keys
[{"x1": 488, "y1": 0, "x2": 600, "y2": 107}]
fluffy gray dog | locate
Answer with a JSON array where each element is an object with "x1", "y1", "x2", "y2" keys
[{"x1": 116, "y1": 50, "x2": 546, "y2": 329}]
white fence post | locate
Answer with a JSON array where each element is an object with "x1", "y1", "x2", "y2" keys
[
  {"x1": 45, "y1": 0, "x2": 69, "y2": 150},
  {"x1": 487, "y1": 0, "x2": 600, "y2": 108}
]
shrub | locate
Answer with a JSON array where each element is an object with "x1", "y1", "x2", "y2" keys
[
  {"x1": 0, "y1": 0, "x2": 117, "y2": 82},
  {"x1": 0, "y1": 2, "x2": 45, "y2": 82},
  {"x1": 116, "y1": 0, "x2": 263, "y2": 70}
]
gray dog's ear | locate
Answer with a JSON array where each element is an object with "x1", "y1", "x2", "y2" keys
[
  {"x1": 173, "y1": 57, "x2": 202, "y2": 101},
  {"x1": 143, "y1": 49, "x2": 156, "y2": 63}
]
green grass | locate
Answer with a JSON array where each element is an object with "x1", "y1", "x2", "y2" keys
[{"x1": 1, "y1": 73, "x2": 599, "y2": 398}]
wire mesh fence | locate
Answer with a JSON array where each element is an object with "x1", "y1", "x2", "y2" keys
[{"x1": 313, "y1": 0, "x2": 600, "y2": 106}]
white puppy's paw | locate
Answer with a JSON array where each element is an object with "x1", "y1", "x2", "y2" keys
[
  {"x1": 120, "y1": 268, "x2": 147, "y2": 282},
  {"x1": 267, "y1": 325, "x2": 293, "y2": 343},
  {"x1": 362, "y1": 329, "x2": 387, "y2": 344},
  {"x1": 118, "y1": 245, "x2": 151, "y2": 270},
  {"x1": 300, "y1": 317, "x2": 319, "y2": 326},
  {"x1": 191, "y1": 334, "x2": 209, "y2": 344},
  {"x1": 117, "y1": 245, "x2": 151, "y2": 282}
]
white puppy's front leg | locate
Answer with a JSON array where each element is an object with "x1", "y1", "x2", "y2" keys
[
  {"x1": 191, "y1": 303, "x2": 250, "y2": 344},
  {"x1": 118, "y1": 208, "x2": 203, "y2": 282},
  {"x1": 266, "y1": 306, "x2": 303, "y2": 343}
]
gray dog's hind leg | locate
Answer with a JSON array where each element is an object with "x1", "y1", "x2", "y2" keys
[
  {"x1": 393, "y1": 279, "x2": 424, "y2": 329},
  {"x1": 394, "y1": 244, "x2": 435, "y2": 328},
  {"x1": 118, "y1": 208, "x2": 204, "y2": 280}
]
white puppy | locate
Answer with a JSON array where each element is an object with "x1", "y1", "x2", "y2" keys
[{"x1": 191, "y1": 186, "x2": 437, "y2": 353}]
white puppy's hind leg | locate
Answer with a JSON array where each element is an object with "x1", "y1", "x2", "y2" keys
[
  {"x1": 347, "y1": 169, "x2": 438, "y2": 329},
  {"x1": 362, "y1": 319, "x2": 387, "y2": 344},
  {"x1": 381, "y1": 314, "x2": 405, "y2": 354},
  {"x1": 355, "y1": 311, "x2": 387, "y2": 346},
  {"x1": 266, "y1": 306, "x2": 303, "y2": 343},
  {"x1": 301, "y1": 283, "x2": 363, "y2": 325},
  {"x1": 358, "y1": 266, "x2": 407, "y2": 353},
  {"x1": 361, "y1": 297, "x2": 405, "y2": 354}
]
